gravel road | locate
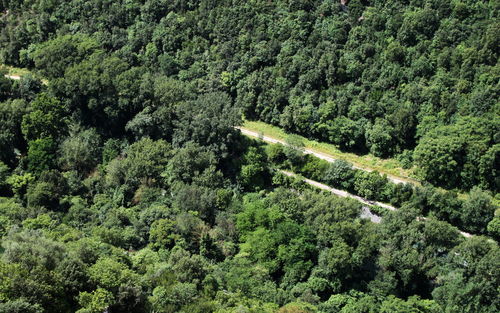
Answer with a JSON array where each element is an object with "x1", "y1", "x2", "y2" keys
[
  {"x1": 236, "y1": 126, "x2": 412, "y2": 185},
  {"x1": 279, "y1": 170, "x2": 472, "y2": 238}
]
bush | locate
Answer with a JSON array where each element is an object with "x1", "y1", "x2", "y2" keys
[
  {"x1": 300, "y1": 155, "x2": 329, "y2": 181},
  {"x1": 323, "y1": 160, "x2": 356, "y2": 191}
]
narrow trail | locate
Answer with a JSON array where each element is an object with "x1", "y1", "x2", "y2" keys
[
  {"x1": 280, "y1": 170, "x2": 473, "y2": 238},
  {"x1": 236, "y1": 126, "x2": 413, "y2": 185},
  {"x1": 4, "y1": 74, "x2": 20, "y2": 80},
  {"x1": 281, "y1": 170, "x2": 384, "y2": 223},
  {"x1": 0, "y1": 83, "x2": 474, "y2": 238},
  {"x1": 280, "y1": 170, "x2": 396, "y2": 212}
]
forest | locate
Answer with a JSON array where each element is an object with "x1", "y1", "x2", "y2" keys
[{"x1": 0, "y1": 0, "x2": 498, "y2": 312}]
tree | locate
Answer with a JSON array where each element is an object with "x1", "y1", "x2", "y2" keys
[
  {"x1": 163, "y1": 142, "x2": 220, "y2": 187},
  {"x1": 278, "y1": 302, "x2": 317, "y2": 313},
  {"x1": 21, "y1": 93, "x2": 67, "y2": 141},
  {"x1": 0, "y1": 299, "x2": 43, "y2": 313},
  {"x1": 413, "y1": 135, "x2": 464, "y2": 189},
  {"x1": 149, "y1": 218, "x2": 178, "y2": 250},
  {"x1": 31, "y1": 34, "x2": 100, "y2": 79},
  {"x1": 323, "y1": 160, "x2": 355, "y2": 191},
  {"x1": 27, "y1": 137, "x2": 57, "y2": 175},
  {"x1": 172, "y1": 183, "x2": 218, "y2": 224},
  {"x1": 1, "y1": 230, "x2": 67, "y2": 311},
  {"x1": 267, "y1": 143, "x2": 287, "y2": 165},
  {"x1": 6, "y1": 173, "x2": 35, "y2": 199},
  {"x1": 239, "y1": 146, "x2": 269, "y2": 191},
  {"x1": 0, "y1": 161, "x2": 9, "y2": 195},
  {"x1": 56, "y1": 257, "x2": 89, "y2": 302},
  {"x1": 324, "y1": 117, "x2": 366, "y2": 151},
  {"x1": 479, "y1": 144, "x2": 499, "y2": 192},
  {"x1": 0, "y1": 69, "x2": 12, "y2": 101},
  {"x1": 0, "y1": 99, "x2": 27, "y2": 166},
  {"x1": 120, "y1": 138, "x2": 171, "y2": 187},
  {"x1": 487, "y1": 217, "x2": 500, "y2": 241},
  {"x1": 379, "y1": 295, "x2": 441, "y2": 313},
  {"x1": 432, "y1": 237, "x2": 499, "y2": 313},
  {"x1": 59, "y1": 127, "x2": 101, "y2": 173},
  {"x1": 354, "y1": 171, "x2": 389, "y2": 201},
  {"x1": 284, "y1": 135, "x2": 305, "y2": 168},
  {"x1": 26, "y1": 182, "x2": 58, "y2": 209},
  {"x1": 414, "y1": 118, "x2": 496, "y2": 190},
  {"x1": 0, "y1": 1, "x2": 498, "y2": 312},
  {"x1": 88, "y1": 257, "x2": 139, "y2": 291},
  {"x1": 149, "y1": 283, "x2": 198, "y2": 313},
  {"x1": 77, "y1": 288, "x2": 114, "y2": 313},
  {"x1": 372, "y1": 209, "x2": 461, "y2": 298},
  {"x1": 173, "y1": 92, "x2": 241, "y2": 159},
  {"x1": 365, "y1": 119, "x2": 396, "y2": 157},
  {"x1": 11, "y1": 74, "x2": 43, "y2": 101},
  {"x1": 459, "y1": 187, "x2": 495, "y2": 234}
]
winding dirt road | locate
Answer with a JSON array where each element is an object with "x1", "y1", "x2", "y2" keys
[
  {"x1": 0, "y1": 81, "x2": 473, "y2": 237},
  {"x1": 4, "y1": 74, "x2": 20, "y2": 80},
  {"x1": 281, "y1": 170, "x2": 388, "y2": 224},
  {"x1": 280, "y1": 170, "x2": 473, "y2": 238},
  {"x1": 237, "y1": 126, "x2": 412, "y2": 185}
]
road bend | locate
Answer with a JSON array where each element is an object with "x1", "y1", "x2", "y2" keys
[{"x1": 280, "y1": 170, "x2": 473, "y2": 238}]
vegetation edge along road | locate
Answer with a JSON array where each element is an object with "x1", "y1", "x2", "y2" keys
[
  {"x1": 0, "y1": 70, "x2": 483, "y2": 240},
  {"x1": 3, "y1": 74, "x2": 20, "y2": 80},
  {"x1": 280, "y1": 170, "x2": 474, "y2": 238},
  {"x1": 236, "y1": 126, "x2": 417, "y2": 185},
  {"x1": 1, "y1": 69, "x2": 421, "y2": 187},
  {"x1": 1, "y1": 64, "x2": 48, "y2": 84}
]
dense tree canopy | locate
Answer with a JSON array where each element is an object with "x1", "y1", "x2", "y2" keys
[{"x1": 0, "y1": 0, "x2": 498, "y2": 312}]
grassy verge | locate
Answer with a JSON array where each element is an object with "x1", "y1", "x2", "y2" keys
[
  {"x1": 1, "y1": 64, "x2": 31, "y2": 77},
  {"x1": 1, "y1": 64, "x2": 48, "y2": 84},
  {"x1": 242, "y1": 120, "x2": 419, "y2": 184}
]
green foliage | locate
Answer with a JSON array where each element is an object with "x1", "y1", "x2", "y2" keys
[
  {"x1": 432, "y1": 238, "x2": 499, "y2": 313},
  {"x1": 487, "y1": 217, "x2": 500, "y2": 241},
  {"x1": 164, "y1": 142, "x2": 220, "y2": 187},
  {"x1": 31, "y1": 34, "x2": 100, "y2": 79},
  {"x1": 0, "y1": 161, "x2": 10, "y2": 195},
  {"x1": 300, "y1": 156, "x2": 329, "y2": 181},
  {"x1": 101, "y1": 139, "x2": 122, "y2": 166},
  {"x1": 284, "y1": 135, "x2": 306, "y2": 167},
  {"x1": 21, "y1": 93, "x2": 66, "y2": 141},
  {"x1": 6, "y1": 173, "x2": 35, "y2": 198},
  {"x1": 0, "y1": 298, "x2": 43, "y2": 313},
  {"x1": 323, "y1": 160, "x2": 355, "y2": 191},
  {"x1": 0, "y1": 99, "x2": 27, "y2": 165},
  {"x1": 149, "y1": 218, "x2": 178, "y2": 250},
  {"x1": 173, "y1": 92, "x2": 241, "y2": 159},
  {"x1": 105, "y1": 138, "x2": 171, "y2": 192},
  {"x1": 460, "y1": 187, "x2": 496, "y2": 234},
  {"x1": 414, "y1": 118, "x2": 498, "y2": 190},
  {"x1": 379, "y1": 295, "x2": 441, "y2": 313},
  {"x1": 88, "y1": 257, "x2": 137, "y2": 291},
  {"x1": 237, "y1": 193, "x2": 317, "y2": 288},
  {"x1": 354, "y1": 171, "x2": 389, "y2": 201},
  {"x1": 27, "y1": 137, "x2": 57, "y2": 175},
  {"x1": 149, "y1": 283, "x2": 198, "y2": 313},
  {"x1": 322, "y1": 117, "x2": 366, "y2": 151},
  {"x1": 26, "y1": 182, "x2": 57, "y2": 209},
  {"x1": 365, "y1": 119, "x2": 396, "y2": 157},
  {"x1": 0, "y1": 70, "x2": 12, "y2": 101},
  {"x1": 372, "y1": 209, "x2": 462, "y2": 298},
  {"x1": 59, "y1": 127, "x2": 101, "y2": 173},
  {"x1": 267, "y1": 143, "x2": 287, "y2": 165},
  {"x1": 77, "y1": 288, "x2": 114, "y2": 313},
  {"x1": 0, "y1": 1, "x2": 497, "y2": 312},
  {"x1": 239, "y1": 146, "x2": 269, "y2": 191},
  {"x1": 1, "y1": 230, "x2": 68, "y2": 310}
]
